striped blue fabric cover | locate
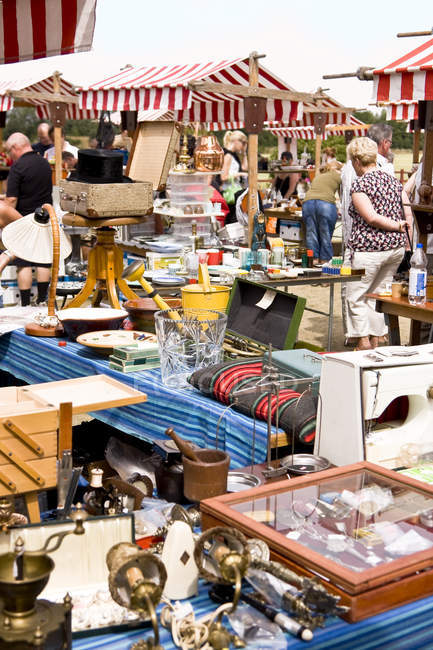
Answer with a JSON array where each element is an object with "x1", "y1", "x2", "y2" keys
[
  {"x1": 0, "y1": 330, "x2": 271, "y2": 468},
  {"x1": 73, "y1": 581, "x2": 433, "y2": 649},
  {"x1": 1, "y1": 331, "x2": 433, "y2": 647}
]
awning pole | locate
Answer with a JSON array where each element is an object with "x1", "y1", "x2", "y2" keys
[
  {"x1": 53, "y1": 71, "x2": 62, "y2": 186},
  {"x1": 248, "y1": 53, "x2": 259, "y2": 247}
]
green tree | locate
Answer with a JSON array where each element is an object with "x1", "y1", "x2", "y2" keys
[{"x1": 4, "y1": 107, "x2": 39, "y2": 141}]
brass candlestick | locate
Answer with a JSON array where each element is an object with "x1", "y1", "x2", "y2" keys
[{"x1": 172, "y1": 126, "x2": 195, "y2": 173}]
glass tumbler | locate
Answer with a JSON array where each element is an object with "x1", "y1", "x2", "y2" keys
[{"x1": 154, "y1": 308, "x2": 228, "y2": 389}]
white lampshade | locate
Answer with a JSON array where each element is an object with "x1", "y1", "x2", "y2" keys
[{"x1": 2, "y1": 213, "x2": 72, "y2": 264}]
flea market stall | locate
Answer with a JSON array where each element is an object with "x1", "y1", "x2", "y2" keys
[{"x1": 4, "y1": 6, "x2": 433, "y2": 646}]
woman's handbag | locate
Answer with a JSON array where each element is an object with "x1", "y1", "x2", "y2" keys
[{"x1": 396, "y1": 223, "x2": 413, "y2": 274}]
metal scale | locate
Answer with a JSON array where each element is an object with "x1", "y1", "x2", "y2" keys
[{"x1": 217, "y1": 346, "x2": 323, "y2": 478}]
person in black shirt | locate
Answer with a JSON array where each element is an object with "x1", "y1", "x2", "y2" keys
[
  {"x1": 0, "y1": 132, "x2": 53, "y2": 305},
  {"x1": 32, "y1": 122, "x2": 53, "y2": 157}
]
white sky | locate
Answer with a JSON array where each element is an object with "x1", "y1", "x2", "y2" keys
[{"x1": 1, "y1": 0, "x2": 433, "y2": 112}]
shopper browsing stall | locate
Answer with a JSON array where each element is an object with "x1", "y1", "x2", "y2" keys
[
  {"x1": 345, "y1": 137, "x2": 412, "y2": 351},
  {"x1": 302, "y1": 161, "x2": 341, "y2": 263}
]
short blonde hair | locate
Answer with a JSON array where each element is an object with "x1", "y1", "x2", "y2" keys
[
  {"x1": 347, "y1": 137, "x2": 377, "y2": 167},
  {"x1": 223, "y1": 130, "x2": 247, "y2": 148}
]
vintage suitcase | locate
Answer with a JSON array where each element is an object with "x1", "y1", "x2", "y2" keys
[
  {"x1": 224, "y1": 278, "x2": 306, "y2": 356},
  {"x1": 59, "y1": 179, "x2": 153, "y2": 218}
]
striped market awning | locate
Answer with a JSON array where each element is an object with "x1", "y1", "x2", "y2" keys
[
  {"x1": 78, "y1": 58, "x2": 303, "y2": 125},
  {"x1": 0, "y1": 0, "x2": 97, "y2": 65},
  {"x1": 0, "y1": 73, "x2": 99, "y2": 118},
  {"x1": 205, "y1": 94, "x2": 355, "y2": 131},
  {"x1": 267, "y1": 115, "x2": 369, "y2": 139},
  {"x1": 382, "y1": 101, "x2": 419, "y2": 121},
  {"x1": 373, "y1": 37, "x2": 433, "y2": 102}
]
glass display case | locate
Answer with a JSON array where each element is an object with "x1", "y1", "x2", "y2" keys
[{"x1": 200, "y1": 462, "x2": 433, "y2": 621}]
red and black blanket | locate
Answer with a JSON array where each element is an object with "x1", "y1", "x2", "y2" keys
[{"x1": 188, "y1": 359, "x2": 316, "y2": 446}]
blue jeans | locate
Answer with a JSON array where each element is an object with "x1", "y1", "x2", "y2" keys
[{"x1": 302, "y1": 199, "x2": 338, "y2": 261}]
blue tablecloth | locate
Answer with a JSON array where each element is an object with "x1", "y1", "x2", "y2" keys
[
  {"x1": 0, "y1": 329, "x2": 270, "y2": 468},
  {"x1": 72, "y1": 580, "x2": 433, "y2": 649}
]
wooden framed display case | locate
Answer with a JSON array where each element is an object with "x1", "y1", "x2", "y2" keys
[{"x1": 201, "y1": 461, "x2": 433, "y2": 621}]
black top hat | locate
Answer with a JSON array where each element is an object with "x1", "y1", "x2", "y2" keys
[{"x1": 67, "y1": 149, "x2": 132, "y2": 184}]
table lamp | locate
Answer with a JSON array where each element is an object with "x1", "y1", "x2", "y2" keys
[{"x1": 2, "y1": 204, "x2": 72, "y2": 337}]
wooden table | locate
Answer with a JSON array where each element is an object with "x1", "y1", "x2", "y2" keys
[{"x1": 368, "y1": 293, "x2": 433, "y2": 345}]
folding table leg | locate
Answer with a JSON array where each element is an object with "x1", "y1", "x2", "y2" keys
[{"x1": 327, "y1": 283, "x2": 335, "y2": 351}]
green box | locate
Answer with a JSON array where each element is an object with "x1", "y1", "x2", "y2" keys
[{"x1": 225, "y1": 278, "x2": 306, "y2": 351}]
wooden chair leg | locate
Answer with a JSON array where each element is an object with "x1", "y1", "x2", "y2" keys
[
  {"x1": 117, "y1": 277, "x2": 140, "y2": 301},
  {"x1": 105, "y1": 248, "x2": 120, "y2": 308},
  {"x1": 25, "y1": 492, "x2": 41, "y2": 523},
  {"x1": 67, "y1": 249, "x2": 98, "y2": 308}
]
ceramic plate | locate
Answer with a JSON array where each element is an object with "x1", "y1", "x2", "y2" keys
[
  {"x1": 152, "y1": 276, "x2": 186, "y2": 286},
  {"x1": 76, "y1": 330, "x2": 157, "y2": 354}
]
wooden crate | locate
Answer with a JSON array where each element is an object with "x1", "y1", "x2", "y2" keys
[
  {"x1": 200, "y1": 461, "x2": 433, "y2": 622},
  {"x1": 126, "y1": 121, "x2": 180, "y2": 191},
  {"x1": 59, "y1": 179, "x2": 153, "y2": 218}
]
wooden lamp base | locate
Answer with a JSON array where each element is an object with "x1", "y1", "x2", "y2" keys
[{"x1": 25, "y1": 322, "x2": 63, "y2": 337}]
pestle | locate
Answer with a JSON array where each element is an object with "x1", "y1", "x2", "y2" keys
[
  {"x1": 198, "y1": 263, "x2": 215, "y2": 293},
  {"x1": 122, "y1": 261, "x2": 182, "y2": 321},
  {"x1": 165, "y1": 427, "x2": 202, "y2": 463}
]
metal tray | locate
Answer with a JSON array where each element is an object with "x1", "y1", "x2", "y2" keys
[
  {"x1": 280, "y1": 453, "x2": 330, "y2": 475},
  {"x1": 226, "y1": 471, "x2": 262, "y2": 492}
]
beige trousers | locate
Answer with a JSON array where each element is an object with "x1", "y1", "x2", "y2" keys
[{"x1": 345, "y1": 247, "x2": 405, "y2": 338}]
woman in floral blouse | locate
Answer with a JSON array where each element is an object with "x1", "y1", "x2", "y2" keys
[{"x1": 345, "y1": 137, "x2": 413, "y2": 351}]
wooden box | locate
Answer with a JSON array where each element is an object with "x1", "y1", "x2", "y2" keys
[
  {"x1": 0, "y1": 375, "x2": 146, "y2": 499},
  {"x1": 59, "y1": 179, "x2": 153, "y2": 218},
  {"x1": 201, "y1": 461, "x2": 433, "y2": 622},
  {"x1": 126, "y1": 121, "x2": 180, "y2": 191},
  {"x1": 0, "y1": 387, "x2": 58, "y2": 498}
]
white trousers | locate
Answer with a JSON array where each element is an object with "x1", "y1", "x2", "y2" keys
[{"x1": 345, "y1": 247, "x2": 405, "y2": 338}]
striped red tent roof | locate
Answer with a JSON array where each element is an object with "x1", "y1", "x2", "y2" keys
[
  {"x1": 267, "y1": 115, "x2": 368, "y2": 139},
  {"x1": 0, "y1": 0, "x2": 97, "y2": 65},
  {"x1": 268, "y1": 125, "x2": 369, "y2": 140},
  {"x1": 373, "y1": 37, "x2": 433, "y2": 102},
  {"x1": 205, "y1": 94, "x2": 354, "y2": 131},
  {"x1": 0, "y1": 73, "x2": 99, "y2": 119},
  {"x1": 78, "y1": 58, "x2": 303, "y2": 124},
  {"x1": 382, "y1": 101, "x2": 418, "y2": 121}
]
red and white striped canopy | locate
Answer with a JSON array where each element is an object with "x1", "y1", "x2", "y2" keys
[
  {"x1": 382, "y1": 101, "x2": 418, "y2": 121},
  {"x1": 267, "y1": 115, "x2": 368, "y2": 139},
  {"x1": 0, "y1": 0, "x2": 96, "y2": 65},
  {"x1": 78, "y1": 58, "x2": 303, "y2": 124},
  {"x1": 204, "y1": 94, "x2": 354, "y2": 131},
  {"x1": 0, "y1": 73, "x2": 99, "y2": 118},
  {"x1": 373, "y1": 37, "x2": 433, "y2": 102}
]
